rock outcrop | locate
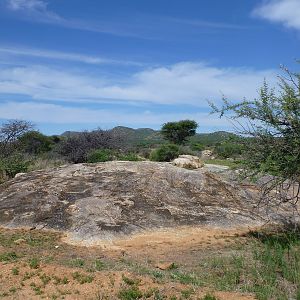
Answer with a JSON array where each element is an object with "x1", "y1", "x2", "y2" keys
[
  {"x1": 0, "y1": 161, "x2": 294, "y2": 244},
  {"x1": 172, "y1": 155, "x2": 204, "y2": 169}
]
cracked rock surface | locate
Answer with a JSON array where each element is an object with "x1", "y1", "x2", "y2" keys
[{"x1": 0, "y1": 161, "x2": 274, "y2": 243}]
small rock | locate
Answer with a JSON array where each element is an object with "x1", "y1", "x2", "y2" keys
[
  {"x1": 155, "y1": 262, "x2": 177, "y2": 270},
  {"x1": 14, "y1": 173, "x2": 27, "y2": 178},
  {"x1": 201, "y1": 150, "x2": 214, "y2": 160},
  {"x1": 172, "y1": 155, "x2": 204, "y2": 169}
]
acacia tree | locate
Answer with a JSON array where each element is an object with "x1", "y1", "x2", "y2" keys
[
  {"x1": 210, "y1": 65, "x2": 300, "y2": 209},
  {"x1": 0, "y1": 120, "x2": 34, "y2": 157},
  {"x1": 0, "y1": 120, "x2": 34, "y2": 179},
  {"x1": 161, "y1": 120, "x2": 198, "y2": 144}
]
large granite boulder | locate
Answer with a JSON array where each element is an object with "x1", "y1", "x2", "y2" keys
[{"x1": 0, "y1": 161, "x2": 293, "y2": 244}]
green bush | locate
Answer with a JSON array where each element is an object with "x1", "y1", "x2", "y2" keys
[
  {"x1": 214, "y1": 141, "x2": 243, "y2": 159},
  {"x1": 117, "y1": 153, "x2": 141, "y2": 161},
  {"x1": 190, "y1": 142, "x2": 205, "y2": 152},
  {"x1": 0, "y1": 154, "x2": 30, "y2": 178},
  {"x1": 150, "y1": 144, "x2": 179, "y2": 162},
  {"x1": 19, "y1": 131, "x2": 53, "y2": 155},
  {"x1": 87, "y1": 149, "x2": 114, "y2": 163}
]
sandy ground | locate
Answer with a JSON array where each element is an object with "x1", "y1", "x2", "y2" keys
[{"x1": 0, "y1": 226, "x2": 257, "y2": 299}]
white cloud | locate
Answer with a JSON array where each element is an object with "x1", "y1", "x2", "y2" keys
[
  {"x1": 0, "y1": 101, "x2": 231, "y2": 131},
  {"x1": 253, "y1": 0, "x2": 300, "y2": 30},
  {"x1": 0, "y1": 63, "x2": 276, "y2": 106},
  {"x1": 6, "y1": 0, "x2": 61, "y2": 22},
  {"x1": 4, "y1": 0, "x2": 250, "y2": 39},
  {"x1": 0, "y1": 46, "x2": 143, "y2": 66},
  {"x1": 7, "y1": 0, "x2": 46, "y2": 11}
]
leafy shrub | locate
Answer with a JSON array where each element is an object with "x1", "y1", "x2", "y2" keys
[
  {"x1": 87, "y1": 149, "x2": 114, "y2": 163},
  {"x1": 19, "y1": 131, "x2": 53, "y2": 155},
  {"x1": 150, "y1": 144, "x2": 179, "y2": 162},
  {"x1": 138, "y1": 148, "x2": 151, "y2": 159},
  {"x1": 118, "y1": 286, "x2": 143, "y2": 300},
  {"x1": 0, "y1": 154, "x2": 30, "y2": 178},
  {"x1": 117, "y1": 153, "x2": 141, "y2": 161},
  {"x1": 28, "y1": 257, "x2": 40, "y2": 269},
  {"x1": 210, "y1": 65, "x2": 300, "y2": 204},
  {"x1": 214, "y1": 141, "x2": 243, "y2": 159},
  {"x1": 190, "y1": 142, "x2": 205, "y2": 152}
]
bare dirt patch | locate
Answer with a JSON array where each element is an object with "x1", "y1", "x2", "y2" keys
[
  {"x1": 0, "y1": 226, "x2": 256, "y2": 299},
  {"x1": 68, "y1": 226, "x2": 254, "y2": 265}
]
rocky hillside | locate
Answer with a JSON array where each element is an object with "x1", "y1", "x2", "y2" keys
[{"x1": 62, "y1": 126, "x2": 238, "y2": 148}]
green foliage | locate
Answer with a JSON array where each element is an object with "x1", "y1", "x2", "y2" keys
[
  {"x1": 28, "y1": 257, "x2": 40, "y2": 269},
  {"x1": 190, "y1": 142, "x2": 205, "y2": 152},
  {"x1": 68, "y1": 258, "x2": 85, "y2": 268},
  {"x1": 87, "y1": 149, "x2": 114, "y2": 163},
  {"x1": 87, "y1": 149, "x2": 141, "y2": 163},
  {"x1": 20, "y1": 131, "x2": 53, "y2": 155},
  {"x1": 0, "y1": 252, "x2": 18, "y2": 262},
  {"x1": 94, "y1": 259, "x2": 105, "y2": 271},
  {"x1": 211, "y1": 65, "x2": 300, "y2": 202},
  {"x1": 247, "y1": 229, "x2": 300, "y2": 300},
  {"x1": 170, "y1": 271, "x2": 200, "y2": 285},
  {"x1": 11, "y1": 267, "x2": 19, "y2": 275},
  {"x1": 0, "y1": 154, "x2": 30, "y2": 178},
  {"x1": 214, "y1": 140, "x2": 243, "y2": 159},
  {"x1": 201, "y1": 294, "x2": 218, "y2": 300},
  {"x1": 122, "y1": 275, "x2": 141, "y2": 286},
  {"x1": 191, "y1": 227, "x2": 300, "y2": 300},
  {"x1": 150, "y1": 144, "x2": 179, "y2": 162},
  {"x1": 161, "y1": 120, "x2": 198, "y2": 144},
  {"x1": 117, "y1": 153, "x2": 141, "y2": 161},
  {"x1": 72, "y1": 272, "x2": 94, "y2": 284},
  {"x1": 118, "y1": 286, "x2": 143, "y2": 300},
  {"x1": 181, "y1": 288, "x2": 194, "y2": 299}
]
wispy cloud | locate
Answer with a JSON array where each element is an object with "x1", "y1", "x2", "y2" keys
[
  {"x1": 168, "y1": 17, "x2": 248, "y2": 30},
  {"x1": 0, "y1": 46, "x2": 144, "y2": 66},
  {"x1": 4, "y1": 0, "x2": 248, "y2": 39},
  {"x1": 4, "y1": 0, "x2": 143, "y2": 38},
  {"x1": 7, "y1": 0, "x2": 44, "y2": 11},
  {"x1": 253, "y1": 0, "x2": 300, "y2": 31},
  {"x1": 6, "y1": 0, "x2": 62, "y2": 22},
  {"x1": 0, "y1": 62, "x2": 276, "y2": 106}
]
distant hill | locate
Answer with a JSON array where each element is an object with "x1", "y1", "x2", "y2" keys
[
  {"x1": 190, "y1": 131, "x2": 238, "y2": 146},
  {"x1": 110, "y1": 126, "x2": 163, "y2": 147},
  {"x1": 61, "y1": 127, "x2": 237, "y2": 148},
  {"x1": 61, "y1": 131, "x2": 82, "y2": 138}
]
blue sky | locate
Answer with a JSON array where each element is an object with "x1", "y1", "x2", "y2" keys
[{"x1": 0, "y1": 0, "x2": 299, "y2": 134}]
